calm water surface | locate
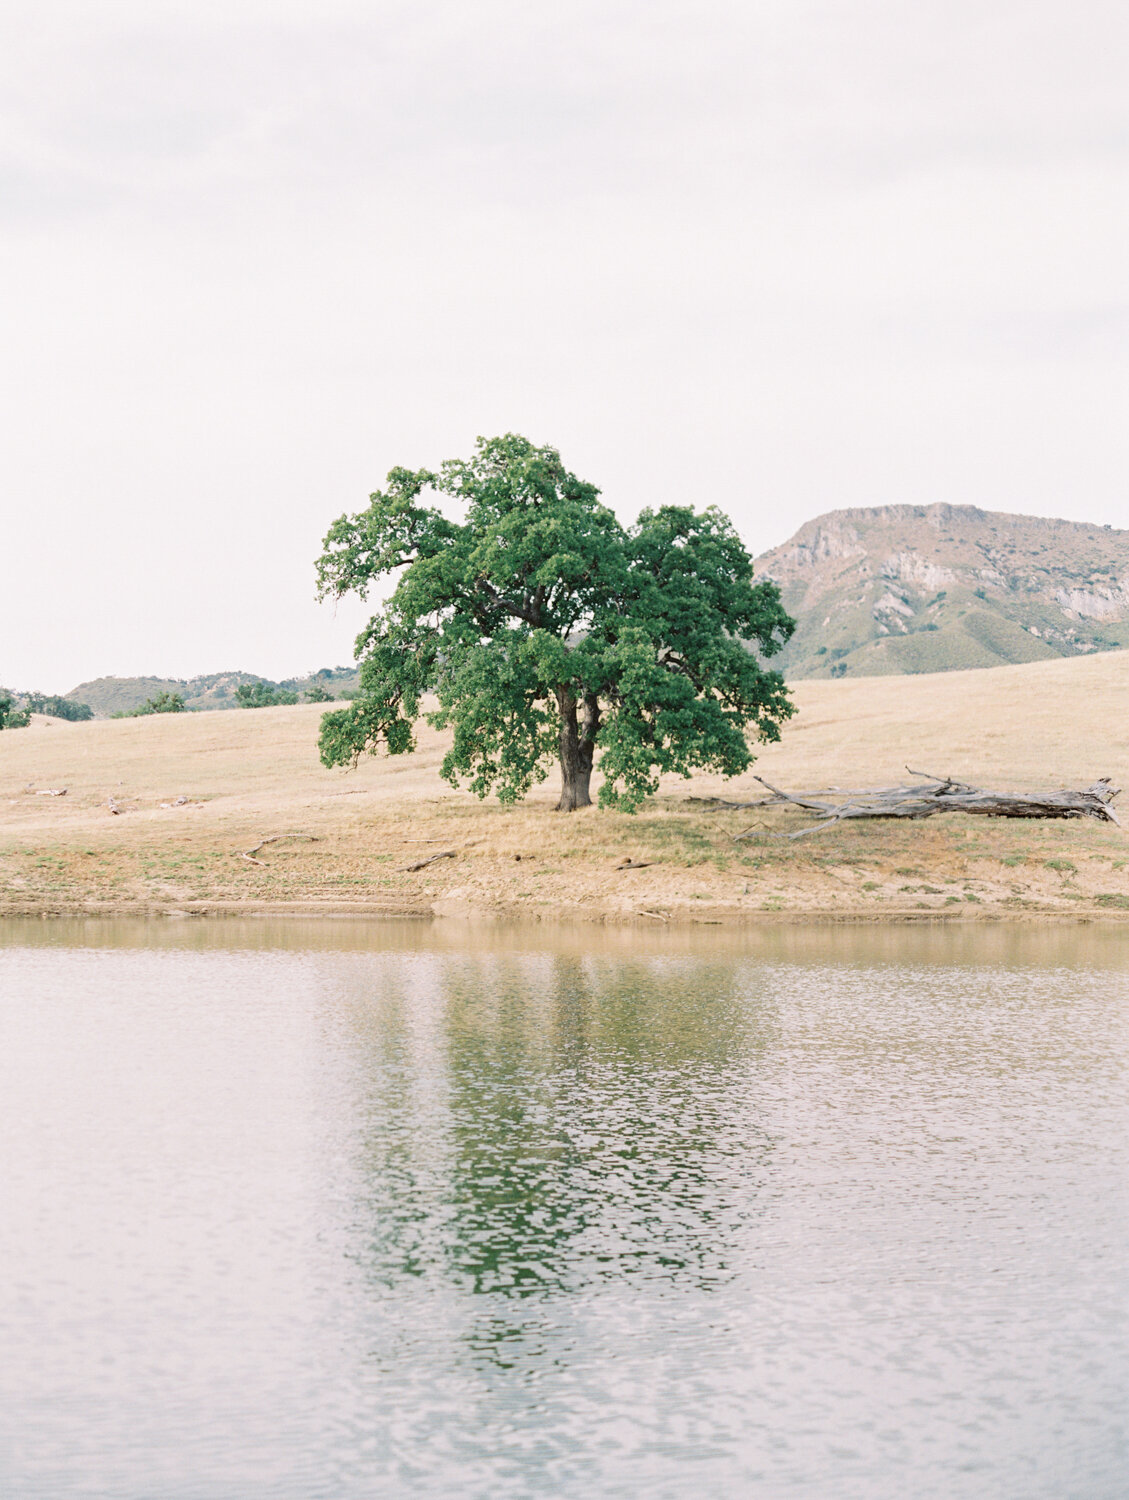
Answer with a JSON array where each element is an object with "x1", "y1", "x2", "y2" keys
[{"x1": 0, "y1": 919, "x2": 1126, "y2": 1499}]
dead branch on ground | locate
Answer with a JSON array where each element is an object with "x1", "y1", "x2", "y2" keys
[
  {"x1": 615, "y1": 859, "x2": 653, "y2": 871},
  {"x1": 241, "y1": 833, "x2": 319, "y2": 866},
  {"x1": 401, "y1": 849, "x2": 457, "y2": 872},
  {"x1": 692, "y1": 770, "x2": 1120, "y2": 840}
]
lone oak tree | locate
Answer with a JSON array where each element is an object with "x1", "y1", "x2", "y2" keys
[{"x1": 316, "y1": 435, "x2": 795, "y2": 811}]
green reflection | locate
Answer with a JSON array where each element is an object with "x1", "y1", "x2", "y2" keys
[{"x1": 344, "y1": 951, "x2": 778, "y2": 1303}]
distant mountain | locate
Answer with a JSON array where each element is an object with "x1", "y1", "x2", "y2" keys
[
  {"x1": 754, "y1": 504, "x2": 1129, "y2": 678},
  {"x1": 64, "y1": 666, "x2": 360, "y2": 718}
]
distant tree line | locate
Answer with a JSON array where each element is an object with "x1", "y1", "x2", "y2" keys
[
  {"x1": 24, "y1": 693, "x2": 94, "y2": 721},
  {"x1": 0, "y1": 670, "x2": 355, "y2": 726},
  {"x1": 0, "y1": 695, "x2": 30, "y2": 730},
  {"x1": 0, "y1": 690, "x2": 95, "y2": 728},
  {"x1": 113, "y1": 691, "x2": 187, "y2": 717},
  {"x1": 235, "y1": 680, "x2": 346, "y2": 708},
  {"x1": 235, "y1": 682, "x2": 299, "y2": 708}
]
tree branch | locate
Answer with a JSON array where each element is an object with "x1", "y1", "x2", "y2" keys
[
  {"x1": 241, "y1": 833, "x2": 319, "y2": 865},
  {"x1": 400, "y1": 849, "x2": 457, "y2": 872}
]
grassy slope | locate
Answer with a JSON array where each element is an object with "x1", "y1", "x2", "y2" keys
[{"x1": 2, "y1": 651, "x2": 1128, "y2": 924}]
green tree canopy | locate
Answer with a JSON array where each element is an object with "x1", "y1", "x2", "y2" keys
[
  {"x1": 316, "y1": 434, "x2": 795, "y2": 811},
  {"x1": 114, "y1": 690, "x2": 187, "y2": 718},
  {"x1": 0, "y1": 694, "x2": 31, "y2": 731},
  {"x1": 234, "y1": 682, "x2": 299, "y2": 709},
  {"x1": 24, "y1": 693, "x2": 93, "y2": 721}
]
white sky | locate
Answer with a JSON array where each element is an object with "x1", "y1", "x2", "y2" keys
[{"x1": 2, "y1": 0, "x2": 1128, "y2": 692}]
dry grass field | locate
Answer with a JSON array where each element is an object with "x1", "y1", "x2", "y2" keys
[{"x1": 2, "y1": 650, "x2": 1128, "y2": 925}]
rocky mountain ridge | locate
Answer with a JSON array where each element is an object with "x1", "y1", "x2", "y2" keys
[{"x1": 754, "y1": 503, "x2": 1129, "y2": 678}]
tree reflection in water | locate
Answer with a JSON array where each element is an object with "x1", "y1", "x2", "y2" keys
[{"x1": 342, "y1": 951, "x2": 778, "y2": 1311}]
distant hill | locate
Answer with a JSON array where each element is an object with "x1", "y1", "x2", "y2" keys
[
  {"x1": 64, "y1": 667, "x2": 360, "y2": 718},
  {"x1": 754, "y1": 504, "x2": 1129, "y2": 678}
]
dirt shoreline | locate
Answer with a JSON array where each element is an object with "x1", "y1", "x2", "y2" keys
[{"x1": 4, "y1": 896, "x2": 1129, "y2": 927}]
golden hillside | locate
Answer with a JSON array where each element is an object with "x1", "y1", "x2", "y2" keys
[{"x1": 1, "y1": 650, "x2": 1126, "y2": 924}]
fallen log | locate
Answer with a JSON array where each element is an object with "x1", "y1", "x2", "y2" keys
[
  {"x1": 615, "y1": 859, "x2": 653, "y2": 871},
  {"x1": 693, "y1": 770, "x2": 1120, "y2": 840}
]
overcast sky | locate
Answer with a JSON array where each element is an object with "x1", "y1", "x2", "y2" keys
[{"x1": 3, "y1": 0, "x2": 1127, "y2": 692}]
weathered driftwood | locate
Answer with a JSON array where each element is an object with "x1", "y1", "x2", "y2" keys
[
  {"x1": 695, "y1": 770, "x2": 1121, "y2": 840},
  {"x1": 401, "y1": 850, "x2": 457, "y2": 872},
  {"x1": 241, "y1": 833, "x2": 319, "y2": 866}
]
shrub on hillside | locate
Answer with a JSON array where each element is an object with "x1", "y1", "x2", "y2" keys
[
  {"x1": 234, "y1": 682, "x2": 299, "y2": 709},
  {"x1": 24, "y1": 694, "x2": 94, "y2": 721},
  {"x1": 0, "y1": 694, "x2": 31, "y2": 730},
  {"x1": 114, "y1": 691, "x2": 187, "y2": 718}
]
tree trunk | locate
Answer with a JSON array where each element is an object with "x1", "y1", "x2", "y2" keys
[
  {"x1": 555, "y1": 688, "x2": 599, "y2": 811},
  {"x1": 708, "y1": 774, "x2": 1122, "y2": 839}
]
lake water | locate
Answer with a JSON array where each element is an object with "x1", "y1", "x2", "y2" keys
[{"x1": 1, "y1": 918, "x2": 1126, "y2": 1499}]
